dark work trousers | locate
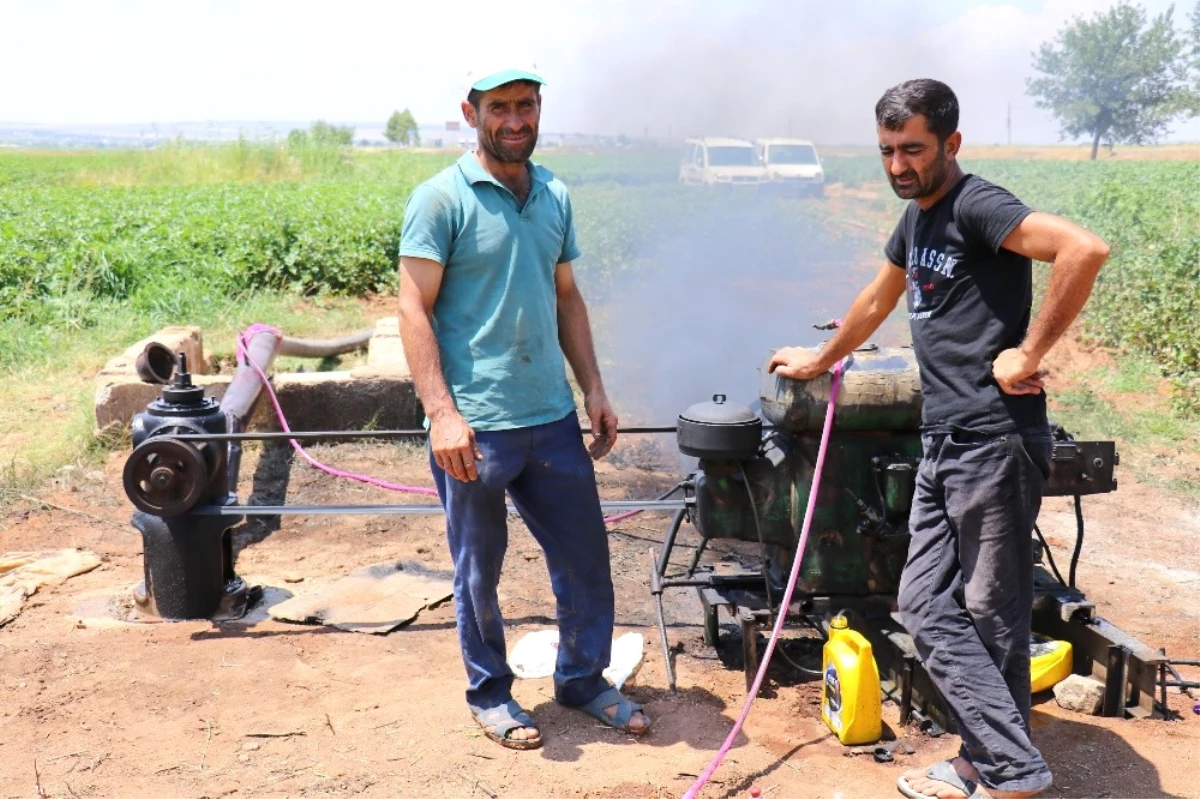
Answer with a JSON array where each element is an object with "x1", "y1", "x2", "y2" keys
[
  {"x1": 429, "y1": 413, "x2": 614, "y2": 713},
  {"x1": 897, "y1": 427, "x2": 1054, "y2": 794}
]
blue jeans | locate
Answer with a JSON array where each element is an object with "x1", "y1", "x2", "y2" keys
[{"x1": 429, "y1": 413, "x2": 614, "y2": 712}]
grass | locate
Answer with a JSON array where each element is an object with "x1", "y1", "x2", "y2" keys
[
  {"x1": 1, "y1": 143, "x2": 1196, "y2": 505},
  {"x1": 1048, "y1": 356, "x2": 1200, "y2": 502},
  {"x1": 0, "y1": 290, "x2": 373, "y2": 503},
  {"x1": 816, "y1": 158, "x2": 1198, "y2": 500},
  {"x1": 824, "y1": 156, "x2": 1200, "y2": 415}
]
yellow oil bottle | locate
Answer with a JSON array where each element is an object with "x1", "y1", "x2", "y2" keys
[
  {"x1": 821, "y1": 614, "x2": 883, "y2": 745},
  {"x1": 1030, "y1": 634, "x2": 1073, "y2": 693}
]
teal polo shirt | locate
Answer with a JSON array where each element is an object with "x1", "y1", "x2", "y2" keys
[{"x1": 399, "y1": 152, "x2": 581, "y2": 431}]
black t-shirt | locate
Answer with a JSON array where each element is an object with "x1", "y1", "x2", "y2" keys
[{"x1": 884, "y1": 174, "x2": 1046, "y2": 433}]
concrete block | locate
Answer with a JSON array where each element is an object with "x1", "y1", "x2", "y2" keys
[
  {"x1": 98, "y1": 326, "x2": 206, "y2": 378},
  {"x1": 363, "y1": 316, "x2": 409, "y2": 377},
  {"x1": 1053, "y1": 673, "x2": 1105, "y2": 715},
  {"x1": 94, "y1": 374, "x2": 230, "y2": 432},
  {"x1": 267, "y1": 371, "x2": 423, "y2": 432},
  {"x1": 96, "y1": 368, "x2": 424, "y2": 435}
]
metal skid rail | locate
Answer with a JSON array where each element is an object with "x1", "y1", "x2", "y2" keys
[
  {"x1": 123, "y1": 425, "x2": 680, "y2": 518},
  {"x1": 193, "y1": 499, "x2": 691, "y2": 516},
  {"x1": 162, "y1": 426, "x2": 679, "y2": 442}
]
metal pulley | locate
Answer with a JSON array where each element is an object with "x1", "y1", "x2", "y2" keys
[{"x1": 123, "y1": 438, "x2": 210, "y2": 516}]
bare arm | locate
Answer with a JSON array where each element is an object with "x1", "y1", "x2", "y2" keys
[
  {"x1": 1004, "y1": 212, "x2": 1109, "y2": 359},
  {"x1": 555, "y1": 261, "x2": 617, "y2": 459},
  {"x1": 398, "y1": 256, "x2": 453, "y2": 417},
  {"x1": 991, "y1": 212, "x2": 1110, "y2": 395},
  {"x1": 398, "y1": 255, "x2": 481, "y2": 480},
  {"x1": 768, "y1": 262, "x2": 907, "y2": 379}
]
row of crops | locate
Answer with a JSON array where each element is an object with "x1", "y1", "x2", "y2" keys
[
  {"x1": 819, "y1": 153, "x2": 1198, "y2": 413},
  {"x1": 975, "y1": 159, "x2": 1198, "y2": 415},
  {"x1": 1, "y1": 145, "x2": 1195, "y2": 412}
]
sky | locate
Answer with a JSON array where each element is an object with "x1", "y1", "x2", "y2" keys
[{"x1": 1, "y1": 0, "x2": 1198, "y2": 145}]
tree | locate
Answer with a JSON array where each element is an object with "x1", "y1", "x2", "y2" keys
[
  {"x1": 385, "y1": 109, "x2": 420, "y2": 146},
  {"x1": 287, "y1": 120, "x2": 355, "y2": 148},
  {"x1": 1027, "y1": 2, "x2": 1192, "y2": 159},
  {"x1": 310, "y1": 120, "x2": 355, "y2": 146},
  {"x1": 1187, "y1": 0, "x2": 1200, "y2": 109}
]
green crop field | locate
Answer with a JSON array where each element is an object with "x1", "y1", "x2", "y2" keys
[
  {"x1": 823, "y1": 154, "x2": 1200, "y2": 416},
  {"x1": 0, "y1": 143, "x2": 1196, "y2": 498}
]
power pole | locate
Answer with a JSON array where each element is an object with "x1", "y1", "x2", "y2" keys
[{"x1": 1006, "y1": 103, "x2": 1012, "y2": 147}]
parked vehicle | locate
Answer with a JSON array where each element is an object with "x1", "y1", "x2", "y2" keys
[
  {"x1": 679, "y1": 138, "x2": 767, "y2": 187},
  {"x1": 756, "y1": 138, "x2": 825, "y2": 197}
]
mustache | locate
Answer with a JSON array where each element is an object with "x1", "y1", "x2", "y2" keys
[
  {"x1": 496, "y1": 126, "x2": 535, "y2": 138},
  {"x1": 892, "y1": 170, "x2": 918, "y2": 182}
]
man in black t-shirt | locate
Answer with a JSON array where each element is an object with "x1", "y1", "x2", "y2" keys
[{"x1": 769, "y1": 80, "x2": 1109, "y2": 799}]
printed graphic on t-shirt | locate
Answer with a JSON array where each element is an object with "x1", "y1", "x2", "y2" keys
[
  {"x1": 883, "y1": 174, "x2": 1045, "y2": 432},
  {"x1": 906, "y1": 245, "x2": 958, "y2": 321}
]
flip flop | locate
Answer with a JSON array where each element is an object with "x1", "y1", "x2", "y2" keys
[
  {"x1": 897, "y1": 759, "x2": 985, "y2": 799},
  {"x1": 568, "y1": 686, "x2": 651, "y2": 735},
  {"x1": 471, "y1": 700, "x2": 543, "y2": 751}
]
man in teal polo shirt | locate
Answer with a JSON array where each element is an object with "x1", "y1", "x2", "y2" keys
[{"x1": 398, "y1": 61, "x2": 650, "y2": 749}]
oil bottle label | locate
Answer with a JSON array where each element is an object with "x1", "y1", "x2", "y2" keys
[
  {"x1": 1030, "y1": 636, "x2": 1060, "y2": 659},
  {"x1": 824, "y1": 665, "x2": 842, "y2": 731}
]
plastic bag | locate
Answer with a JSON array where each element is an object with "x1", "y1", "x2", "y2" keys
[{"x1": 509, "y1": 630, "x2": 645, "y2": 689}]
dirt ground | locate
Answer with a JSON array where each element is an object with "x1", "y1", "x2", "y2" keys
[{"x1": 2, "y1": 388, "x2": 1199, "y2": 799}]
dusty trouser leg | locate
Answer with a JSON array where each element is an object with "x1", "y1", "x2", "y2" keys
[
  {"x1": 430, "y1": 428, "x2": 528, "y2": 711},
  {"x1": 957, "y1": 431, "x2": 1051, "y2": 735},
  {"x1": 898, "y1": 431, "x2": 1053, "y2": 795},
  {"x1": 506, "y1": 414, "x2": 614, "y2": 707}
]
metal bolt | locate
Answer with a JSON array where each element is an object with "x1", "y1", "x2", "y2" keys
[
  {"x1": 1093, "y1": 458, "x2": 1104, "y2": 468},
  {"x1": 150, "y1": 466, "x2": 176, "y2": 489}
]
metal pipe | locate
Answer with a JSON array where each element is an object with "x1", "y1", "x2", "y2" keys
[
  {"x1": 657, "y1": 578, "x2": 717, "y2": 589},
  {"x1": 649, "y1": 549, "x2": 676, "y2": 693},
  {"x1": 1161, "y1": 661, "x2": 1169, "y2": 719},
  {"x1": 156, "y1": 425, "x2": 679, "y2": 442},
  {"x1": 278, "y1": 330, "x2": 373, "y2": 358},
  {"x1": 655, "y1": 508, "x2": 687, "y2": 579},
  {"x1": 1161, "y1": 650, "x2": 1197, "y2": 703},
  {"x1": 191, "y1": 498, "x2": 690, "y2": 517},
  {"x1": 899, "y1": 655, "x2": 915, "y2": 725},
  {"x1": 226, "y1": 415, "x2": 243, "y2": 495},
  {"x1": 686, "y1": 538, "x2": 709, "y2": 577},
  {"x1": 222, "y1": 329, "x2": 281, "y2": 426}
]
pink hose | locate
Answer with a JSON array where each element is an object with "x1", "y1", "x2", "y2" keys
[
  {"x1": 237, "y1": 325, "x2": 439, "y2": 497},
  {"x1": 235, "y1": 325, "x2": 655, "y2": 522},
  {"x1": 682, "y1": 358, "x2": 847, "y2": 799}
]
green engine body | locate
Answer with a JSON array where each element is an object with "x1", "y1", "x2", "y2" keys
[{"x1": 691, "y1": 346, "x2": 925, "y2": 598}]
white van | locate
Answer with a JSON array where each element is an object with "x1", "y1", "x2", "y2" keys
[
  {"x1": 679, "y1": 138, "x2": 766, "y2": 187},
  {"x1": 756, "y1": 138, "x2": 825, "y2": 197}
]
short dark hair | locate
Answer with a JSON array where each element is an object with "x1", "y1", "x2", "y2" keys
[
  {"x1": 467, "y1": 80, "x2": 542, "y2": 111},
  {"x1": 875, "y1": 79, "x2": 959, "y2": 142}
]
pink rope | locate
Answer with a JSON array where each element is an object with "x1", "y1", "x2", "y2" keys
[
  {"x1": 235, "y1": 325, "x2": 660, "y2": 522},
  {"x1": 682, "y1": 358, "x2": 847, "y2": 799}
]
